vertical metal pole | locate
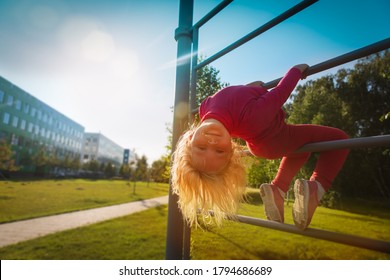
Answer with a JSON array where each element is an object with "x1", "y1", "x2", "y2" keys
[
  {"x1": 166, "y1": 0, "x2": 193, "y2": 260},
  {"x1": 190, "y1": 26, "x2": 199, "y2": 116}
]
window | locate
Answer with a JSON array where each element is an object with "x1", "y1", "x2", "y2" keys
[
  {"x1": 0, "y1": 90, "x2": 4, "y2": 103},
  {"x1": 3, "y1": 112, "x2": 10, "y2": 124},
  {"x1": 28, "y1": 122, "x2": 34, "y2": 133},
  {"x1": 31, "y1": 107, "x2": 36, "y2": 117},
  {"x1": 12, "y1": 116, "x2": 19, "y2": 127},
  {"x1": 15, "y1": 99, "x2": 21, "y2": 110},
  {"x1": 23, "y1": 103, "x2": 30, "y2": 114},
  {"x1": 34, "y1": 125, "x2": 39, "y2": 135},
  {"x1": 6, "y1": 95, "x2": 13, "y2": 106},
  {"x1": 20, "y1": 119, "x2": 26, "y2": 130}
]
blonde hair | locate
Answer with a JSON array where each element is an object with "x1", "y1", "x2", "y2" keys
[{"x1": 171, "y1": 127, "x2": 247, "y2": 227}]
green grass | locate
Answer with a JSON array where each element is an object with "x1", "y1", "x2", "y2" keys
[
  {"x1": 0, "y1": 206, "x2": 168, "y2": 260},
  {"x1": 0, "y1": 188, "x2": 389, "y2": 259},
  {"x1": 0, "y1": 179, "x2": 169, "y2": 223},
  {"x1": 191, "y1": 202, "x2": 390, "y2": 260}
]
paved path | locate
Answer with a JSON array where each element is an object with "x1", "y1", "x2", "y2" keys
[{"x1": 0, "y1": 195, "x2": 169, "y2": 248}]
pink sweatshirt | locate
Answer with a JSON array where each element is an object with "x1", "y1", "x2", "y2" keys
[{"x1": 199, "y1": 67, "x2": 302, "y2": 147}]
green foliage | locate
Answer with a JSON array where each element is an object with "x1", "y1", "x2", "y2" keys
[
  {"x1": 286, "y1": 51, "x2": 390, "y2": 199},
  {"x1": 150, "y1": 156, "x2": 170, "y2": 183},
  {"x1": 320, "y1": 190, "x2": 342, "y2": 209},
  {"x1": 0, "y1": 140, "x2": 19, "y2": 173},
  {"x1": 247, "y1": 158, "x2": 280, "y2": 187},
  {"x1": 135, "y1": 155, "x2": 148, "y2": 181},
  {"x1": 104, "y1": 161, "x2": 116, "y2": 178},
  {"x1": 195, "y1": 57, "x2": 229, "y2": 107}
]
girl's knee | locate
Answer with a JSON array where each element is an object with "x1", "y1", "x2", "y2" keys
[{"x1": 334, "y1": 128, "x2": 349, "y2": 140}]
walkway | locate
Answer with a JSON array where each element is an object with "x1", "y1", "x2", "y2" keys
[{"x1": 0, "y1": 195, "x2": 169, "y2": 248}]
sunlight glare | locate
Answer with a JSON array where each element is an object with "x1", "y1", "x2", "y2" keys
[
  {"x1": 81, "y1": 30, "x2": 115, "y2": 62},
  {"x1": 109, "y1": 49, "x2": 140, "y2": 80}
]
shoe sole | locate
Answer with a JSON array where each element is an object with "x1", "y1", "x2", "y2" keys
[
  {"x1": 292, "y1": 179, "x2": 309, "y2": 229},
  {"x1": 259, "y1": 184, "x2": 283, "y2": 223}
]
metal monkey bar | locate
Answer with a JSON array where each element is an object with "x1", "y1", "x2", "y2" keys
[{"x1": 167, "y1": 0, "x2": 390, "y2": 259}]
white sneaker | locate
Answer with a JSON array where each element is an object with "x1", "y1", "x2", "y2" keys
[{"x1": 259, "y1": 184, "x2": 285, "y2": 223}]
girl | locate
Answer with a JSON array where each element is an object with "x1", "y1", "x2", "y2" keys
[{"x1": 171, "y1": 64, "x2": 349, "y2": 229}]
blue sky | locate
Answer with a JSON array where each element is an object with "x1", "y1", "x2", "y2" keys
[{"x1": 0, "y1": 0, "x2": 389, "y2": 163}]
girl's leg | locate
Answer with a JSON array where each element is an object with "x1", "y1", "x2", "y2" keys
[{"x1": 271, "y1": 124, "x2": 349, "y2": 192}]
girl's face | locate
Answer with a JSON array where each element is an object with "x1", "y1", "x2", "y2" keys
[{"x1": 190, "y1": 119, "x2": 232, "y2": 174}]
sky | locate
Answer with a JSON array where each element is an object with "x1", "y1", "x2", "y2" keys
[{"x1": 0, "y1": 0, "x2": 389, "y2": 164}]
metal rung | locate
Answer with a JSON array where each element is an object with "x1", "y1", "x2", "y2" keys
[
  {"x1": 296, "y1": 134, "x2": 390, "y2": 153},
  {"x1": 234, "y1": 214, "x2": 390, "y2": 254},
  {"x1": 241, "y1": 135, "x2": 390, "y2": 156}
]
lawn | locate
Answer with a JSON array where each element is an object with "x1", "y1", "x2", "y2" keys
[
  {"x1": 0, "y1": 204, "x2": 389, "y2": 259},
  {"x1": 0, "y1": 185, "x2": 389, "y2": 260},
  {"x1": 0, "y1": 179, "x2": 169, "y2": 223}
]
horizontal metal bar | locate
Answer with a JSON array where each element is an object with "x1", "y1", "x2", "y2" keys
[
  {"x1": 235, "y1": 214, "x2": 390, "y2": 254},
  {"x1": 190, "y1": 38, "x2": 390, "y2": 115},
  {"x1": 193, "y1": 0, "x2": 233, "y2": 29},
  {"x1": 296, "y1": 135, "x2": 390, "y2": 153},
  {"x1": 241, "y1": 135, "x2": 390, "y2": 156},
  {"x1": 263, "y1": 37, "x2": 390, "y2": 89},
  {"x1": 194, "y1": 0, "x2": 318, "y2": 70}
]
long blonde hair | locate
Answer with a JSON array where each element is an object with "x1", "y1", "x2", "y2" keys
[{"x1": 171, "y1": 127, "x2": 247, "y2": 227}]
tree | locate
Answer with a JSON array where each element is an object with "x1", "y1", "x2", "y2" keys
[
  {"x1": 286, "y1": 51, "x2": 390, "y2": 199},
  {"x1": 119, "y1": 163, "x2": 132, "y2": 180},
  {"x1": 150, "y1": 156, "x2": 170, "y2": 183},
  {"x1": 195, "y1": 58, "x2": 229, "y2": 107},
  {"x1": 104, "y1": 161, "x2": 116, "y2": 178},
  {"x1": 0, "y1": 140, "x2": 19, "y2": 177},
  {"x1": 31, "y1": 145, "x2": 50, "y2": 176},
  {"x1": 135, "y1": 155, "x2": 148, "y2": 181}
]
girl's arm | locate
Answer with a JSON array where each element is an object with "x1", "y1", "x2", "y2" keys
[{"x1": 251, "y1": 65, "x2": 308, "y2": 121}]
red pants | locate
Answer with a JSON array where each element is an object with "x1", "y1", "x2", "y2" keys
[{"x1": 252, "y1": 124, "x2": 349, "y2": 192}]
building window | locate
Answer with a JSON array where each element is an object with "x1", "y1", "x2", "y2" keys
[
  {"x1": 23, "y1": 103, "x2": 30, "y2": 114},
  {"x1": 28, "y1": 122, "x2": 34, "y2": 133},
  {"x1": 3, "y1": 112, "x2": 10, "y2": 124},
  {"x1": 12, "y1": 116, "x2": 19, "y2": 127},
  {"x1": 0, "y1": 90, "x2": 4, "y2": 103},
  {"x1": 15, "y1": 99, "x2": 21, "y2": 110},
  {"x1": 6, "y1": 95, "x2": 13, "y2": 106},
  {"x1": 31, "y1": 107, "x2": 36, "y2": 117},
  {"x1": 20, "y1": 119, "x2": 26, "y2": 130}
]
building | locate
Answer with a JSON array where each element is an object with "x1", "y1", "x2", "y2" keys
[
  {"x1": 0, "y1": 76, "x2": 85, "y2": 173},
  {"x1": 0, "y1": 76, "x2": 131, "y2": 175},
  {"x1": 123, "y1": 148, "x2": 137, "y2": 165},
  {"x1": 82, "y1": 132, "x2": 124, "y2": 167}
]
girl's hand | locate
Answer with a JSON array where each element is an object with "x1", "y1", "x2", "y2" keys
[
  {"x1": 246, "y1": 81, "x2": 265, "y2": 87},
  {"x1": 293, "y1": 64, "x2": 309, "y2": 79}
]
